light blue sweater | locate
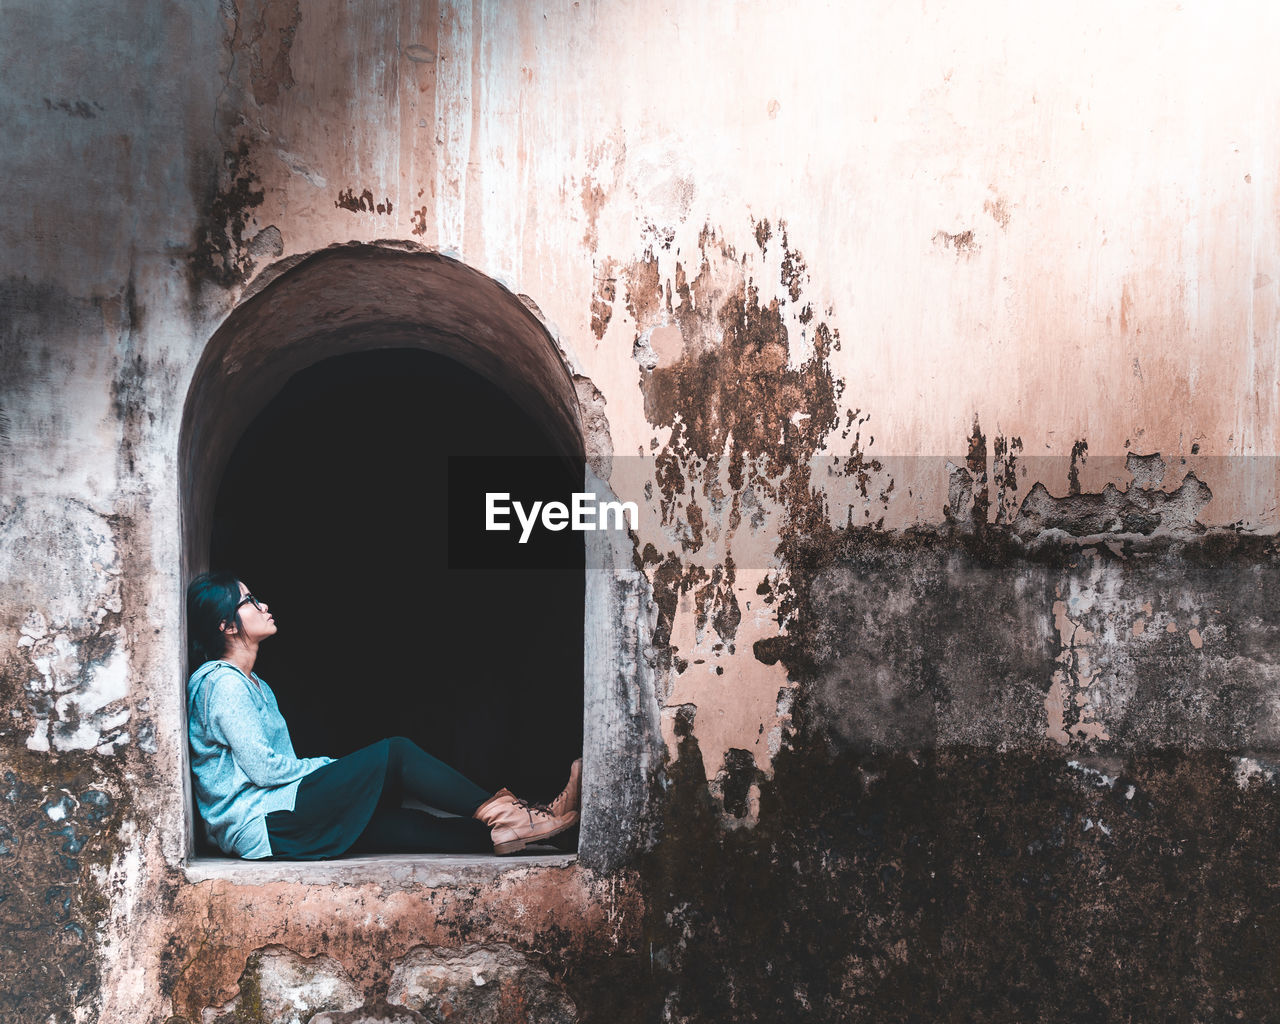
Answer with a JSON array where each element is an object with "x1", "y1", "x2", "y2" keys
[{"x1": 187, "y1": 661, "x2": 333, "y2": 859}]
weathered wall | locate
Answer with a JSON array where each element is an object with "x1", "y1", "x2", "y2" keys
[{"x1": 4, "y1": 0, "x2": 1280, "y2": 1021}]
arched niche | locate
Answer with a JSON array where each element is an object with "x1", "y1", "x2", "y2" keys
[{"x1": 179, "y1": 242, "x2": 662, "y2": 872}]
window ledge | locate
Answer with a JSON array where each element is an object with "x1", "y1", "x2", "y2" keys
[{"x1": 183, "y1": 851, "x2": 577, "y2": 888}]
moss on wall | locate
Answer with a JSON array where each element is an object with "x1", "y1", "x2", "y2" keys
[{"x1": 0, "y1": 750, "x2": 122, "y2": 1023}]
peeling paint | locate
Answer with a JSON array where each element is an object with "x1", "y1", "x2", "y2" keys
[
  {"x1": 1045, "y1": 569, "x2": 1110, "y2": 747},
  {"x1": 192, "y1": 139, "x2": 267, "y2": 287},
  {"x1": 2, "y1": 501, "x2": 131, "y2": 756},
  {"x1": 335, "y1": 188, "x2": 394, "y2": 215},
  {"x1": 229, "y1": 0, "x2": 302, "y2": 107}
]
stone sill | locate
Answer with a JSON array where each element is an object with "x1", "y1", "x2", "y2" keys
[{"x1": 183, "y1": 850, "x2": 578, "y2": 888}]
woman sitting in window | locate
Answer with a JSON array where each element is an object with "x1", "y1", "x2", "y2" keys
[{"x1": 186, "y1": 571, "x2": 581, "y2": 860}]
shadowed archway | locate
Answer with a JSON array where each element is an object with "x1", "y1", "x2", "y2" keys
[{"x1": 209, "y1": 347, "x2": 583, "y2": 801}]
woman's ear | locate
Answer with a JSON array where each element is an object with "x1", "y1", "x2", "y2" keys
[{"x1": 219, "y1": 620, "x2": 237, "y2": 636}]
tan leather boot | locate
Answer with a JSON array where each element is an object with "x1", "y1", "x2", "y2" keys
[
  {"x1": 472, "y1": 788, "x2": 578, "y2": 855},
  {"x1": 549, "y1": 758, "x2": 582, "y2": 818}
]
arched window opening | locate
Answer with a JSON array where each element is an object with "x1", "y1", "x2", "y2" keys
[
  {"x1": 205, "y1": 349, "x2": 583, "y2": 855},
  {"x1": 180, "y1": 245, "x2": 664, "y2": 873}
]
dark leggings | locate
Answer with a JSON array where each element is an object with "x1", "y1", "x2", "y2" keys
[
  {"x1": 269, "y1": 736, "x2": 496, "y2": 857},
  {"x1": 349, "y1": 736, "x2": 494, "y2": 854}
]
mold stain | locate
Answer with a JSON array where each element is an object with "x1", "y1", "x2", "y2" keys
[
  {"x1": 108, "y1": 274, "x2": 148, "y2": 480},
  {"x1": 992, "y1": 432, "x2": 1024, "y2": 524},
  {"x1": 966, "y1": 416, "x2": 990, "y2": 527},
  {"x1": 833, "y1": 408, "x2": 891, "y2": 526},
  {"x1": 42, "y1": 97, "x2": 103, "y2": 118},
  {"x1": 335, "y1": 188, "x2": 394, "y2": 215},
  {"x1": 623, "y1": 224, "x2": 850, "y2": 792},
  {"x1": 778, "y1": 222, "x2": 806, "y2": 304},
  {"x1": 753, "y1": 217, "x2": 772, "y2": 255},
  {"x1": 640, "y1": 459, "x2": 1280, "y2": 1018},
  {"x1": 625, "y1": 226, "x2": 841, "y2": 659},
  {"x1": 0, "y1": 750, "x2": 123, "y2": 1023},
  {"x1": 1068, "y1": 438, "x2": 1088, "y2": 495},
  {"x1": 944, "y1": 418, "x2": 1023, "y2": 529},
  {"x1": 643, "y1": 733, "x2": 1280, "y2": 1022},
  {"x1": 632, "y1": 241, "x2": 839, "y2": 493},
  {"x1": 192, "y1": 139, "x2": 267, "y2": 288}
]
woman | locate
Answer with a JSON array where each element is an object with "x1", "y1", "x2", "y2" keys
[{"x1": 186, "y1": 571, "x2": 581, "y2": 859}]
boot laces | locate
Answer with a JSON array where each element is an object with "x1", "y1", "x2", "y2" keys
[{"x1": 514, "y1": 795, "x2": 554, "y2": 819}]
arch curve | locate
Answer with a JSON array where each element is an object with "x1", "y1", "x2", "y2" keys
[{"x1": 180, "y1": 243, "x2": 584, "y2": 576}]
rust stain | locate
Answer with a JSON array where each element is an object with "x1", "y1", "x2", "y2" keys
[
  {"x1": 581, "y1": 176, "x2": 607, "y2": 250},
  {"x1": 590, "y1": 259, "x2": 617, "y2": 340},
  {"x1": 933, "y1": 228, "x2": 979, "y2": 257},
  {"x1": 410, "y1": 186, "x2": 430, "y2": 236},
  {"x1": 983, "y1": 192, "x2": 1011, "y2": 230},
  {"x1": 778, "y1": 221, "x2": 806, "y2": 303},
  {"x1": 753, "y1": 217, "x2": 772, "y2": 254}
]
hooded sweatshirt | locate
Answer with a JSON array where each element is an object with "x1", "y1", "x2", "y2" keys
[{"x1": 187, "y1": 660, "x2": 333, "y2": 858}]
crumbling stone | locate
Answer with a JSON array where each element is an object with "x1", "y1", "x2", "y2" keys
[
  {"x1": 309, "y1": 1002, "x2": 434, "y2": 1024},
  {"x1": 202, "y1": 946, "x2": 362, "y2": 1024},
  {"x1": 1012, "y1": 472, "x2": 1212, "y2": 537},
  {"x1": 386, "y1": 944, "x2": 578, "y2": 1024}
]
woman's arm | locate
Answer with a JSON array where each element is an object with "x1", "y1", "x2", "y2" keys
[{"x1": 207, "y1": 674, "x2": 330, "y2": 788}]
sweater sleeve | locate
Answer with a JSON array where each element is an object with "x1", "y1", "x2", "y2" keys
[{"x1": 207, "y1": 674, "x2": 328, "y2": 788}]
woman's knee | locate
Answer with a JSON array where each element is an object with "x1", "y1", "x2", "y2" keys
[{"x1": 385, "y1": 736, "x2": 421, "y2": 766}]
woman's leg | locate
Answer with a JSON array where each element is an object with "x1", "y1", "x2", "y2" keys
[
  {"x1": 381, "y1": 736, "x2": 493, "y2": 815},
  {"x1": 348, "y1": 806, "x2": 491, "y2": 854}
]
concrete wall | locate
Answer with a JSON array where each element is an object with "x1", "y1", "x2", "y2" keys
[{"x1": 4, "y1": 1, "x2": 1280, "y2": 1020}]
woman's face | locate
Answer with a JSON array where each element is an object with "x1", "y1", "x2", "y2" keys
[{"x1": 227, "y1": 581, "x2": 277, "y2": 646}]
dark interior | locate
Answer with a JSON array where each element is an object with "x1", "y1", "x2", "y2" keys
[{"x1": 207, "y1": 347, "x2": 584, "y2": 841}]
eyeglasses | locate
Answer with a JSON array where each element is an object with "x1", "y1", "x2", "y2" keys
[{"x1": 236, "y1": 594, "x2": 265, "y2": 611}]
